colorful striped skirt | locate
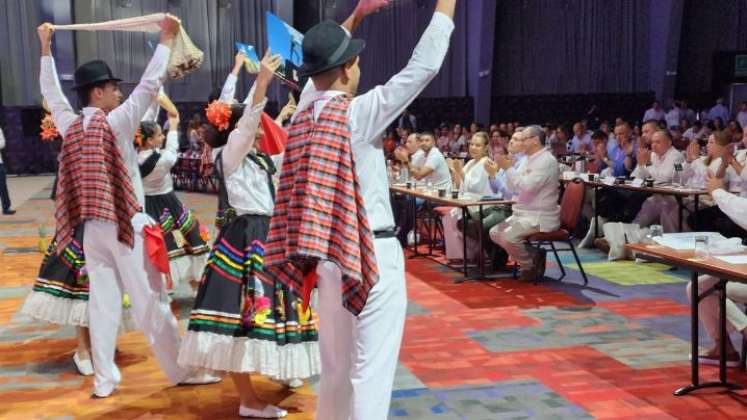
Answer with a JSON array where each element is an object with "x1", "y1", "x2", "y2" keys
[
  {"x1": 21, "y1": 227, "x2": 89, "y2": 327},
  {"x1": 145, "y1": 191, "x2": 210, "y2": 287},
  {"x1": 178, "y1": 214, "x2": 320, "y2": 379}
]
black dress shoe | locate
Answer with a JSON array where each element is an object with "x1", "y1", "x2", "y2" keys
[{"x1": 2, "y1": 209, "x2": 15, "y2": 215}]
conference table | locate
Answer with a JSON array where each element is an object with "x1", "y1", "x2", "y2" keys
[
  {"x1": 390, "y1": 184, "x2": 512, "y2": 282},
  {"x1": 626, "y1": 242, "x2": 747, "y2": 396},
  {"x1": 580, "y1": 177, "x2": 709, "y2": 236}
]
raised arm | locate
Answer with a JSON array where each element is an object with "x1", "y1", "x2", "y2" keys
[
  {"x1": 160, "y1": 113, "x2": 181, "y2": 167},
  {"x1": 351, "y1": 0, "x2": 455, "y2": 143},
  {"x1": 219, "y1": 51, "x2": 247, "y2": 103},
  {"x1": 141, "y1": 86, "x2": 165, "y2": 123},
  {"x1": 38, "y1": 23, "x2": 77, "y2": 136},
  {"x1": 221, "y1": 53, "x2": 282, "y2": 177},
  {"x1": 107, "y1": 15, "x2": 180, "y2": 150},
  {"x1": 342, "y1": 0, "x2": 389, "y2": 33}
]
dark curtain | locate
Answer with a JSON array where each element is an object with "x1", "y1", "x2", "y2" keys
[
  {"x1": 0, "y1": 0, "x2": 44, "y2": 106},
  {"x1": 333, "y1": 0, "x2": 469, "y2": 98},
  {"x1": 491, "y1": 0, "x2": 651, "y2": 95},
  {"x1": 676, "y1": 0, "x2": 747, "y2": 98}
]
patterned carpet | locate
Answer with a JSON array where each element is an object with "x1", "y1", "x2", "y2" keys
[{"x1": 2, "y1": 185, "x2": 747, "y2": 419}]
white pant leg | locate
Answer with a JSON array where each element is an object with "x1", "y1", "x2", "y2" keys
[
  {"x1": 657, "y1": 196, "x2": 683, "y2": 233},
  {"x1": 113, "y1": 213, "x2": 188, "y2": 384},
  {"x1": 442, "y1": 209, "x2": 464, "y2": 260},
  {"x1": 634, "y1": 195, "x2": 674, "y2": 228},
  {"x1": 316, "y1": 261, "x2": 354, "y2": 420},
  {"x1": 350, "y1": 237, "x2": 407, "y2": 420},
  {"x1": 489, "y1": 217, "x2": 539, "y2": 268},
  {"x1": 687, "y1": 275, "x2": 747, "y2": 342},
  {"x1": 84, "y1": 221, "x2": 124, "y2": 396}
]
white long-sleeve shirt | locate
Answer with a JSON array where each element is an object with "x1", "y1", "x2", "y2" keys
[
  {"x1": 505, "y1": 147, "x2": 560, "y2": 232},
  {"x1": 712, "y1": 189, "x2": 747, "y2": 231},
  {"x1": 0, "y1": 127, "x2": 5, "y2": 164},
  {"x1": 139, "y1": 129, "x2": 179, "y2": 195},
  {"x1": 40, "y1": 45, "x2": 170, "y2": 207},
  {"x1": 460, "y1": 156, "x2": 492, "y2": 197},
  {"x1": 216, "y1": 81, "x2": 281, "y2": 216},
  {"x1": 632, "y1": 146, "x2": 685, "y2": 182},
  {"x1": 219, "y1": 73, "x2": 251, "y2": 105},
  {"x1": 293, "y1": 12, "x2": 454, "y2": 232},
  {"x1": 141, "y1": 85, "x2": 165, "y2": 123}
]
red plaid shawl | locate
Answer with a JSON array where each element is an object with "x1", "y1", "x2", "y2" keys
[
  {"x1": 259, "y1": 94, "x2": 378, "y2": 315},
  {"x1": 55, "y1": 111, "x2": 140, "y2": 251}
]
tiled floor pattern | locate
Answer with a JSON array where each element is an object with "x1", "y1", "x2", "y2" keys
[{"x1": 1, "y1": 185, "x2": 747, "y2": 418}]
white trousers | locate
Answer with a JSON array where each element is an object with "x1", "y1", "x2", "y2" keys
[
  {"x1": 686, "y1": 275, "x2": 747, "y2": 343},
  {"x1": 315, "y1": 237, "x2": 407, "y2": 420},
  {"x1": 84, "y1": 215, "x2": 188, "y2": 396},
  {"x1": 489, "y1": 216, "x2": 539, "y2": 268},
  {"x1": 634, "y1": 195, "x2": 681, "y2": 232},
  {"x1": 441, "y1": 209, "x2": 480, "y2": 261}
]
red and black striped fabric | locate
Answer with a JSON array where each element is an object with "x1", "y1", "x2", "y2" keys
[
  {"x1": 55, "y1": 111, "x2": 140, "y2": 251},
  {"x1": 259, "y1": 94, "x2": 378, "y2": 316}
]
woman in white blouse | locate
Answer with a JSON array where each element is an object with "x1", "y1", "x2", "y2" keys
[
  {"x1": 672, "y1": 131, "x2": 746, "y2": 235},
  {"x1": 442, "y1": 132, "x2": 494, "y2": 261}
]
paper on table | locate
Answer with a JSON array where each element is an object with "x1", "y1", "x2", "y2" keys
[
  {"x1": 714, "y1": 255, "x2": 747, "y2": 264},
  {"x1": 652, "y1": 232, "x2": 728, "y2": 250}
]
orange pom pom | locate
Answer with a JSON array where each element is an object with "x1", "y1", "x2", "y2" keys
[
  {"x1": 39, "y1": 114, "x2": 59, "y2": 142},
  {"x1": 205, "y1": 101, "x2": 232, "y2": 131}
]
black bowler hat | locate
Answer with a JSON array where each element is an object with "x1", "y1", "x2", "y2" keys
[
  {"x1": 298, "y1": 20, "x2": 365, "y2": 78},
  {"x1": 72, "y1": 60, "x2": 122, "y2": 91}
]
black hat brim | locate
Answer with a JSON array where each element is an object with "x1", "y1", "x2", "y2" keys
[
  {"x1": 298, "y1": 38, "x2": 366, "y2": 78},
  {"x1": 72, "y1": 75, "x2": 123, "y2": 91}
]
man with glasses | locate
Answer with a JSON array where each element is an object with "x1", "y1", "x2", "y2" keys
[{"x1": 488, "y1": 125, "x2": 560, "y2": 281}]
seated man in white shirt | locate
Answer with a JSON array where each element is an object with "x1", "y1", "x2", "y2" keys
[
  {"x1": 407, "y1": 131, "x2": 452, "y2": 189},
  {"x1": 568, "y1": 122, "x2": 591, "y2": 154},
  {"x1": 632, "y1": 129, "x2": 685, "y2": 231},
  {"x1": 686, "y1": 174, "x2": 747, "y2": 366},
  {"x1": 489, "y1": 125, "x2": 560, "y2": 281}
]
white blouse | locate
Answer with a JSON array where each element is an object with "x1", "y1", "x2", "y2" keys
[
  {"x1": 460, "y1": 156, "x2": 493, "y2": 197},
  {"x1": 139, "y1": 129, "x2": 179, "y2": 195}
]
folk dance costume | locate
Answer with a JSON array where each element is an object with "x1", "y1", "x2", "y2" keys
[
  {"x1": 138, "y1": 104, "x2": 210, "y2": 290},
  {"x1": 178, "y1": 83, "x2": 320, "y2": 381},
  {"x1": 39, "y1": 43, "x2": 215, "y2": 398},
  {"x1": 261, "y1": 12, "x2": 454, "y2": 420}
]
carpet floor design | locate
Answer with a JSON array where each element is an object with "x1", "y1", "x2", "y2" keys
[{"x1": 1, "y1": 186, "x2": 746, "y2": 419}]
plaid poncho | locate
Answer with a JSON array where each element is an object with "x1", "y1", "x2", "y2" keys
[
  {"x1": 55, "y1": 111, "x2": 140, "y2": 252},
  {"x1": 259, "y1": 94, "x2": 378, "y2": 316}
]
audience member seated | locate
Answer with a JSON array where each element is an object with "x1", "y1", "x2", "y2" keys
[
  {"x1": 550, "y1": 125, "x2": 570, "y2": 158},
  {"x1": 489, "y1": 125, "x2": 559, "y2": 281},
  {"x1": 437, "y1": 124, "x2": 451, "y2": 153},
  {"x1": 707, "y1": 98, "x2": 731, "y2": 124},
  {"x1": 392, "y1": 133, "x2": 424, "y2": 246},
  {"x1": 686, "y1": 174, "x2": 747, "y2": 367},
  {"x1": 394, "y1": 131, "x2": 452, "y2": 246},
  {"x1": 727, "y1": 119, "x2": 743, "y2": 143},
  {"x1": 737, "y1": 101, "x2": 747, "y2": 130},
  {"x1": 587, "y1": 130, "x2": 608, "y2": 174},
  {"x1": 631, "y1": 129, "x2": 685, "y2": 231},
  {"x1": 680, "y1": 131, "x2": 746, "y2": 236},
  {"x1": 568, "y1": 122, "x2": 591, "y2": 154},
  {"x1": 683, "y1": 120, "x2": 707, "y2": 143},
  {"x1": 448, "y1": 124, "x2": 466, "y2": 155},
  {"x1": 664, "y1": 100, "x2": 682, "y2": 129},
  {"x1": 441, "y1": 132, "x2": 494, "y2": 261},
  {"x1": 642, "y1": 100, "x2": 665, "y2": 123},
  {"x1": 597, "y1": 122, "x2": 636, "y2": 178}
]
